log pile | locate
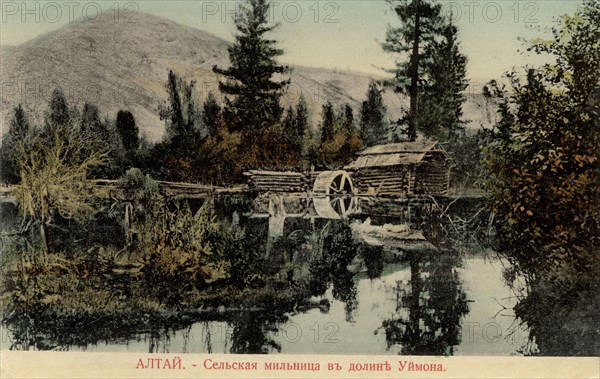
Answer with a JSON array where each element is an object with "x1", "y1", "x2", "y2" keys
[
  {"x1": 158, "y1": 181, "x2": 216, "y2": 198},
  {"x1": 245, "y1": 170, "x2": 309, "y2": 193}
]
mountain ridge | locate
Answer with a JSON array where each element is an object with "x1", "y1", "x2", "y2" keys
[{"x1": 0, "y1": 11, "x2": 497, "y2": 140}]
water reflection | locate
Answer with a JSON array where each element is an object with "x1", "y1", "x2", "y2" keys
[
  {"x1": 307, "y1": 221, "x2": 359, "y2": 322},
  {"x1": 511, "y1": 277, "x2": 600, "y2": 356},
  {"x1": 380, "y1": 250, "x2": 469, "y2": 355},
  {"x1": 1, "y1": 194, "x2": 528, "y2": 355}
]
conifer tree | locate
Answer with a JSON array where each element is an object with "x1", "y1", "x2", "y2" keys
[
  {"x1": 43, "y1": 88, "x2": 73, "y2": 136},
  {"x1": 320, "y1": 102, "x2": 336, "y2": 144},
  {"x1": 382, "y1": 0, "x2": 444, "y2": 141},
  {"x1": 202, "y1": 92, "x2": 222, "y2": 137},
  {"x1": 282, "y1": 97, "x2": 312, "y2": 154},
  {"x1": 419, "y1": 21, "x2": 469, "y2": 141},
  {"x1": 342, "y1": 104, "x2": 355, "y2": 132},
  {"x1": 80, "y1": 103, "x2": 114, "y2": 147},
  {"x1": 213, "y1": 0, "x2": 290, "y2": 133},
  {"x1": 294, "y1": 96, "x2": 311, "y2": 152},
  {"x1": 115, "y1": 110, "x2": 139, "y2": 151},
  {"x1": 283, "y1": 106, "x2": 296, "y2": 143},
  {"x1": 360, "y1": 81, "x2": 389, "y2": 147},
  {"x1": 0, "y1": 105, "x2": 32, "y2": 183}
]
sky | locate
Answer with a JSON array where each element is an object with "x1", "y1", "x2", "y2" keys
[{"x1": 0, "y1": 0, "x2": 583, "y2": 85}]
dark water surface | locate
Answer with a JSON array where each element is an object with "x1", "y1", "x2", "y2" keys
[
  {"x1": 0, "y1": 195, "x2": 532, "y2": 355},
  {"x1": 66, "y1": 258, "x2": 524, "y2": 355}
]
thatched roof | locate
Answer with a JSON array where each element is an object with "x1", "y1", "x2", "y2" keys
[{"x1": 345, "y1": 139, "x2": 446, "y2": 170}]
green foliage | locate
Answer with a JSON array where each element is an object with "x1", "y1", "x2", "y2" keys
[
  {"x1": 14, "y1": 128, "x2": 107, "y2": 251},
  {"x1": 281, "y1": 96, "x2": 312, "y2": 164},
  {"x1": 0, "y1": 105, "x2": 32, "y2": 184},
  {"x1": 116, "y1": 167, "x2": 159, "y2": 223},
  {"x1": 360, "y1": 81, "x2": 389, "y2": 147},
  {"x1": 117, "y1": 168, "x2": 158, "y2": 202},
  {"x1": 307, "y1": 221, "x2": 359, "y2": 315},
  {"x1": 80, "y1": 103, "x2": 125, "y2": 179},
  {"x1": 447, "y1": 129, "x2": 492, "y2": 190},
  {"x1": 512, "y1": 276, "x2": 600, "y2": 356},
  {"x1": 159, "y1": 70, "x2": 205, "y2": 152},
  {"x1": 202, "y1": 92, "x2": 222, "y2": 137},
  {"x1": 42, "y1": 88, "x2": 73, "y2": 136},
  {"x1": 195, "y1": 125, "x2": 244, "y2": 184},
  {"x1": 138, "y1": 199, "x2": 229, "y2": 304},
  {"x1": 115, "y1": 110, "x2": 139, "y2": 152},
  {"x1": 318, "y1": 102, "x2": 363, "y2": 168},
  {"x1": 294, "y1": 96, "x2": 312, "y2": 151},
  {"x1": 382, "y1": 0, "x2": 445, "y2": 141},
  {"x1": 418, "y1": 21, "x2": 469, "y2": 141},
  {"x1": 484, "y1": 1, "x2": 599, "y2": 287},
  {"x1": 320, "y1": 102, "x2": 336, "y2": 144},
  {"x1": 224, "y1": 224, "x2": 268, "y2": 288},
  {"x1": 383, "y1": 2, "x2": 468, "y2": 142},
  {"x1": 213, "y1": 0, "x2": 290, "y2": 133},
  {"x1": 154, "y1": 70, "x2": 206, "y2": 181},
  {"x1": 381, "y1": 250, "x2": 469, "y2": 355}
]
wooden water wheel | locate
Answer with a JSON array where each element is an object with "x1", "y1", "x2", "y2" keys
[
  {"x1": 312, "y1": 171, "x2": 356, "y2": 219},
  {"x1": 313, "y1": 170, "x2": 354, "y2": 195}
]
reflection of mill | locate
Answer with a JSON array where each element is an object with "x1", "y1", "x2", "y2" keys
[
  {"x1": 253, "y1": 195, "x2": 437, "y2": 257},
  {"x1": 251, "y1": 171, "x2": 359, "y2": 241},
  {"x1": 256, "y1": 190, "x2": 358, "y2": 256},
  {"x1": 248, "y1": 171, "x2": 357, "y2": 257}
]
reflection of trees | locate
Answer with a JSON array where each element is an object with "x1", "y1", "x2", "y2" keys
[
  {"x1": 381, "y1": 249, "x2": 469, "y2": 356},
  {"x1": 510, "y1": 274, "x2": 600, "y2": 356},
  {"x1": 147, "y1": 330, "x2": 172, "y2": 353},
  {"x1": 3, "y1": 309, "x2": 168, "y2": 351},
  {"x1": 307, "y1": 221, "x2": 359, "y2": 321},
  {"x1": 360, "y1": 244, "x2": 385, "y2": 280},
  {"x1": 229, "y1": 310, "x2": 286, "y2": 354}
]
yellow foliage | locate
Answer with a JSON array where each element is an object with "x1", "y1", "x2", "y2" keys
[{"x1": 14, "y1": 129, "x2": 107, "y2": 224}]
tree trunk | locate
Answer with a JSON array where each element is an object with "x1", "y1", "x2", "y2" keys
[
  {"x1": 408, "y1": 251, "x2": 422, "y2": 346},
  {"x1": 124, "y1": 202, "x2": 133, "y2": 245},
  {"x1": 40, "y1": 213, "x2": 49, "y2": 254},
  {"x1": 408, "y1": 0, "x2": 421, "y2": 142}
]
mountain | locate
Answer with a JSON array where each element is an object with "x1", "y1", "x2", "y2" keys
[{"x1": 0, "y1": 12, "x2": 497, "y2": 141}]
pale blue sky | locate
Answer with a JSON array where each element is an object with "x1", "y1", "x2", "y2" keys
[{"x1": 0, "y1": 1, "x2": 582, "y2": 83}]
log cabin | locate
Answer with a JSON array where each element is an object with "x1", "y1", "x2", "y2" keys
[{"x1": 345, "y1": 139, "x2": 450, "y2": 196}]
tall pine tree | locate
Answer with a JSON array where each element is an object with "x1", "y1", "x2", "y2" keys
[
  {"x1": 419, "y1": 20, "x2": 469, "y2": 141},
  {"x1": 202, "y1": 92, "x2": 222, "y2": 137},
  {"x1": 213, "y1": 0, "x2": 290, "y2": 133},
  {"x1": 116, "y1": 110, "x2": 139, "y2": 152},
  {"x1": 282, "y1": 96, "x2": 312, "y2": 157},
  {"x1": 382, "y1": 0, "x2": 444, "y2": 141},
  {"x1": 0, "y1": 105, "x2": 31, "y2": 183},
  {"x1": 294, "y1": 96, "x2": 311, "y2": 153},
  {"x1": 43, "y1": 88, "x2": 73, "y2": 137},
  {"x1": 320, "y1": 102, "x2": 336, "y2": 144},
  {"x1": 360, "y1": 81, "x2": 389, "y2": 146}
]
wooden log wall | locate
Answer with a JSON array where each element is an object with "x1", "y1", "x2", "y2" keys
[
  {"x1": 245, "y1": 170, "x2": 309, "y2": 193},
  {"x1": 352, "y1": 167, "x2": 414, "y2": 195},
  {"x1": 413, "y1": 154, "x2": 449, "y2": 195}
]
